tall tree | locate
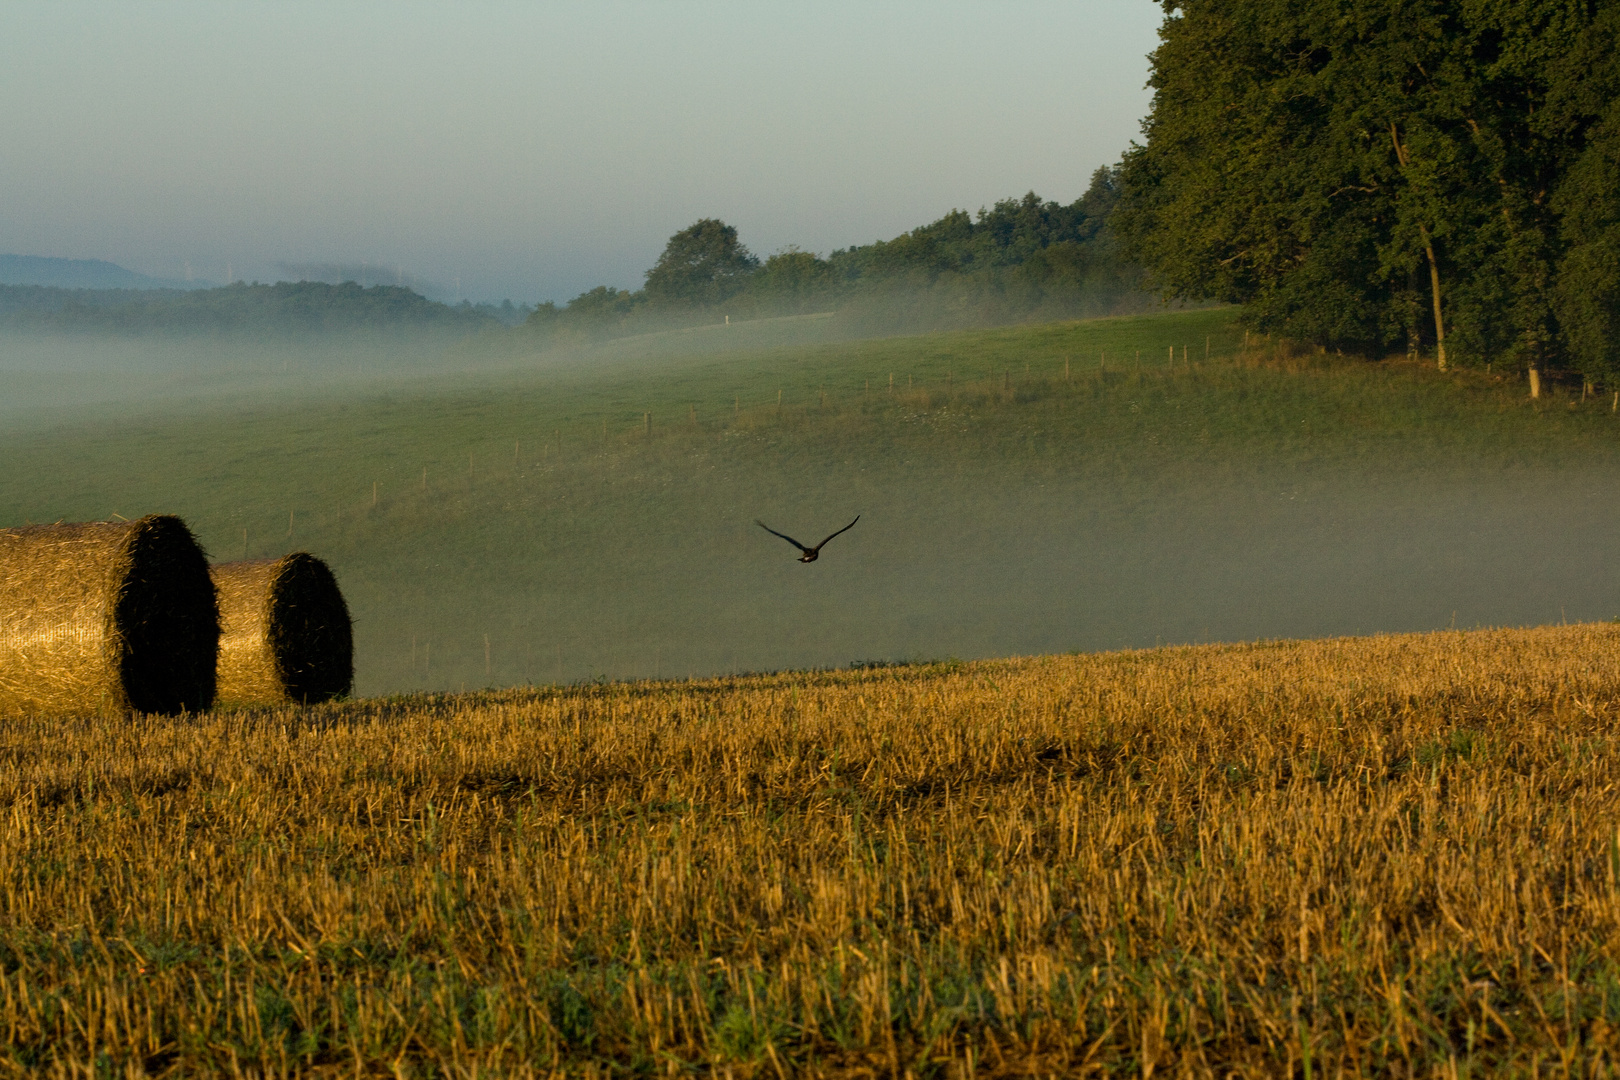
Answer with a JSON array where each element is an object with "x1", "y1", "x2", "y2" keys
[
  {"x1": 1116, "y1": 0, "x2": 1607, "y2": 373},
  {"x1": 1548, "y1": 5, "x2": 1620, "y2": 385},
  {"x1": 643, "y1": 219, "x2": 759, "y2": 307}
]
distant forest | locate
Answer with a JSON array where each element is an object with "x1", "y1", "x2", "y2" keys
[
  {"x1": 527, "y1": 167, "x2": 1145, "y2": 342},
  {"x1": 1115, "y1": 2, "x2": 1620, "y2": 381},
  {"x1": 0, "y1": 281, "x2": 523, "y2": 334},
  {"x1": 0, "y1": 169, "x2": 1144, "y2": 339}
]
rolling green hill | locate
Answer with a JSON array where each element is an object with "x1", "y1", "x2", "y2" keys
[{"x1": 3, "y1": 307, "x2": 1620, "y2": 696}]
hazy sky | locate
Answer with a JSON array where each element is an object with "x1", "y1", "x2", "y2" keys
[{"x1": 1, "y1": 2, "x2": 1164, "y2": 302}]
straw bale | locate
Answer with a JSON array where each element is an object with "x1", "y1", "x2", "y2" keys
[
  {"x1": 0, "y1": 514, "x2": 219, "y2": 716},
  {"x1": 213, "y1": 553, "x2": 352, "y2": 706}
]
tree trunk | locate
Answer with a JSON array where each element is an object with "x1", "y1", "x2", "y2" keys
[
  {"x1": 1391, "y1": 124, "x2": 1447, "y2": 371},
  {"x1": 1529, "y1": 367, "x2": 1541, "y2": 399},
  {"x1": 1420, "y1": 225, "x2": 1447, "y2": 371}
]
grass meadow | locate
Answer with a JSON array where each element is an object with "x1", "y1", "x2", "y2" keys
[
  {"x1": 5, "y1": 308, "x2": 1620, "y2": 693},
  {"x1": 3, "y1": 623, "x2": 1620, "y2": 1074}
]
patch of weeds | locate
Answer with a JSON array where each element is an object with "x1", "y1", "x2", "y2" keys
[
  {"x1": 544, "y1": 975, "x2": 596, "y2": 1049},
  {"x1": 128, "y1": 935, "x2": 203, "y2": 972},
  {"x1": 712, "y1": 1003, "x2": 789, "y2": 1061},
  {"x1": 1414, "y1": 730, "x2": 1483, "y2": 769},
  {"x1": 255, "y1": 983, "x2": 318, "y2": 1058}
]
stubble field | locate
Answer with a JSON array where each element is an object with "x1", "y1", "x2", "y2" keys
[{"x1": 3, "y1": 621, "x2": 1619, "y2": 1075}]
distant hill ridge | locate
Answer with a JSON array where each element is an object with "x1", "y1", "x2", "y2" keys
[
  {"x1": 0, "y1": 280, "x2": 503, "y2": 333},
  {"x1": 0, "y1": 254, "x2": 199, "y2": 291}
]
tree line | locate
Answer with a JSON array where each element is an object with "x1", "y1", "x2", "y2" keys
[
  {"x1": 0, "y1": 176, "x2": 1145, "y2": 340},
  {"x1": 525, "y1": 169, "x2": 1144, "y2": 341},
  {"x1": 1113, "y1": 0, "x2": 1620, "y2": 382},
  {"x1": 0, "y1": 281, "x2": 519, "y2": 333}
]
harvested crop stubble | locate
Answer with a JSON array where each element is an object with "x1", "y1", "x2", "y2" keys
[
  {"x1": 9, "y1": 624, "x2": 1620, "y2": 1072},
  {"x1": 0, "y1": 514, "x2": 217, "y2": 716},
  {"x1": 212, "y1": 553, "x2": 352, "y2": 706}
]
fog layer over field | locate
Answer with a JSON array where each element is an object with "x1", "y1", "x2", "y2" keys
[
  {"x1": 332, "y1": 460, "x2": 1619, "y2": 691},
  {"x1": 3, "y1": 311, "x2": 1615, "y2": 696},
  {"x1": 0, "y1": 315, "x2": 878, "y2": 430}
]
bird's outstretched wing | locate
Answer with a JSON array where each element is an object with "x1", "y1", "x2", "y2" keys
[
  {"x1": 756, "y1": 520, "x2": 811, "y2": 554},
  {"x1": 810, "y1": 515, "x2": 860, "y2": 553}
]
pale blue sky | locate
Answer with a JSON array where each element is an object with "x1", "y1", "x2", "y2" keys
[{"x1": 0, "y1": 2, "x2": 1164, "y2": 302}]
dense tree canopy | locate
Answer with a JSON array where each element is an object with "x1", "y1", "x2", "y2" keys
[
  {"x1": 0, "y1": 281, "x2": 505, "y2": 333},
  {"x1": 827, "y1": 180, "x2": 1120, "y2": 280},
  {"x1": 529, "y1": 172, "x2": 1142, "y2": 341},
  {"x1": 1116, "y1": 0, "x2": 1620, "y2": 379},
  {"x1": 643, "y1": 219, "x2": 760, "y2": 306}
]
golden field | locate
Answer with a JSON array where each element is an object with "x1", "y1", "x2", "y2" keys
[{"x1": 3, "y1": 624, "x2": 1620, "y2": 1076}]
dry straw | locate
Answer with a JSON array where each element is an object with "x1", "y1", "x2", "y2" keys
[
  {"x1": 8, "y1": 623, "x2": 1620, "y2": 1071},
  {"x1": 212, "y1": 552, "x2": 352, "y2": 706},
  {"x1": 0, "y1": 514, "x2": 218, "y2": 717}
]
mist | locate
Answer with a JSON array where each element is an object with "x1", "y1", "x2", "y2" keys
[
  {"x1": 2, "y1": 312, "x2": 1614, "y2": 697},
  {"x1": 0, "y1": 330, "x2": 495, "y2": 430},
  {"x1": 0, "y1": 297, "x2": 1037, "y2": 431},
  {"x1": 337, "y1": 458, "x2": 1620, "y2": 693}
]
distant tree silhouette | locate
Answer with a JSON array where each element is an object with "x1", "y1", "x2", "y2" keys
[{"x1": 643, "y1": 219, "x2": 760, "y2": 306}]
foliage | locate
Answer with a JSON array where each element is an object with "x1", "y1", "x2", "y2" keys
[
  {"x1": 467, "y1": 298, "x2": 533, "y2": 326},
  {"x1": 642, "y1": 218, "x2": 760, "y2": 306},
  {"x1": 3, "y1": 623, "x2": 1620, "y2": 1072},
  {"x1": 524, "y1": 285, "x2": 640, "y2": 339},
  {"x1": 1549, "y1": 6, "x2": 1620, "y2": 380},
  {"x1": 747, "y1": 247, "x2": 840, "y2": 314},
  {"x1": 524, "y1": 173, "x2": 1145, "y2": 343},
  {"x1": 0, "y1": 284, "x2": 191, "y2": 316},
  {"x1": 0, "y1": 280, "x2": 501, "y2": 334},
  {"x1": 828, "y1": 177, "x2": 1117, "y2": 280},
  {"x1": 1115, "y1": 0, "x2": 1620, "y2": 379}
]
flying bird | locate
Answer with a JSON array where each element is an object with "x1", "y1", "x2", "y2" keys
[{"x1": 756, "y1": 516, "x2": 860, "y2": 563}]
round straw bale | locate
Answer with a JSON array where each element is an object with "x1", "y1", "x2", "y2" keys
[
  {"x1": 0, "y1": 514, "x2": 219, "y2": 717},
  {"x1": 212, "y1": 553, "x2": 352, "y2": 706}
]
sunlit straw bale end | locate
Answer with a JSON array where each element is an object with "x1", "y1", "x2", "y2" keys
[
  {"x1": 0, "y1": 514, "x2": 219, "y2": 717},
  {"x1": 212, "y1": 553, "x2": 352, "y2": 706}
]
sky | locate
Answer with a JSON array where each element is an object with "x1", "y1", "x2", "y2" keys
[{"x1": 0, "y1": 2, "x2": 1164, "y2": 303}]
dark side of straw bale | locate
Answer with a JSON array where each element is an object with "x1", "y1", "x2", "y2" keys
[
  {"x1": 212, "y1": 553, "x2": 352, "y2": 706},
  {"x1": 0, "y1": 515, "x2": 219, "y2": 717}
]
